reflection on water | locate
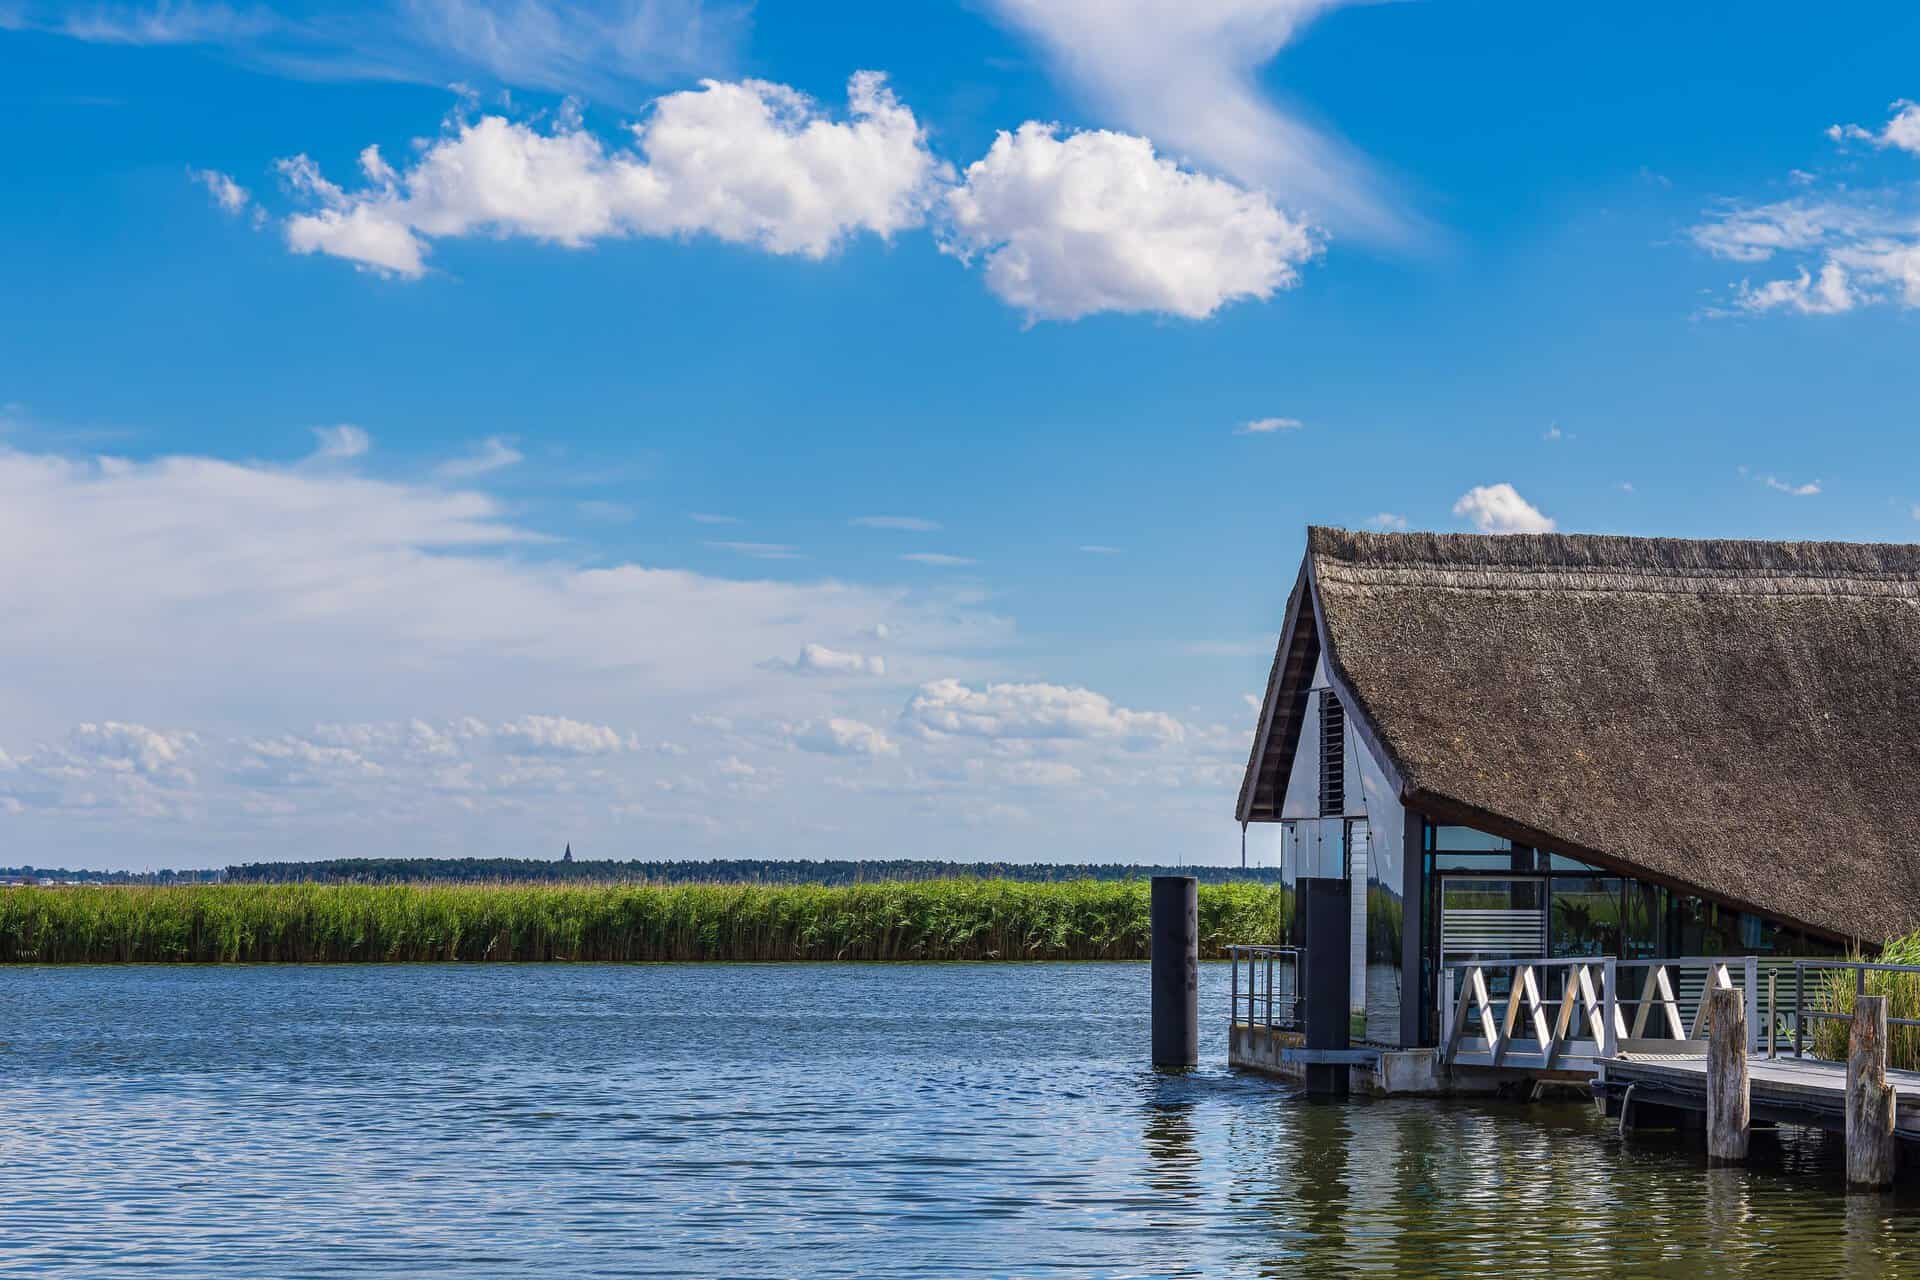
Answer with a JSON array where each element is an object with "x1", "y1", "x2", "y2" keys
[{"x1": 4, "y1": 962, "x2": 1920, "y2": 1278}]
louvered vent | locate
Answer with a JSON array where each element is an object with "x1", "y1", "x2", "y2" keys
[{"x1": 1318, "y1": 691, "x2": 1345, "y2": 817}]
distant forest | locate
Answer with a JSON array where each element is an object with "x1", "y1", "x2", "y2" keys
[{"x1": 222, "y1": 857, "x2": 1283, "y2": 886}]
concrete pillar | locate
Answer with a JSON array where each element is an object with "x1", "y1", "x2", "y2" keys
[
  {"x1": 1150, "y1": 875, "x2": 1198, "y2": 1068},
  {"x1": 1847, "y1": 994, "x2": 1897, "y2": 1191},
  {"x1": 1705, "y1": 986, "x2": 1750, "y2": 1163}
]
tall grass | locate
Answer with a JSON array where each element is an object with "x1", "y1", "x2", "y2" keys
[
  {"x1": 1810, "y1": 930, "x2": 1920, "y2": 1069},
  {"x1": 0, "y1": 880, "x2": 1291, "y2": 964}
]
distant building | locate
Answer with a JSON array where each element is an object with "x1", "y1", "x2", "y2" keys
[{"x1": 1236, "y1": 527, "x2": 1907, "y2": 1048}]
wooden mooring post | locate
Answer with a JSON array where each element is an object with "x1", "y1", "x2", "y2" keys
[
  {"x1": 1847, "y1": 994, "x2": 1898, "y2": 1191},
  {"x1": 1705, "y1": 986, "x2": 1749, "y2": 1163}
]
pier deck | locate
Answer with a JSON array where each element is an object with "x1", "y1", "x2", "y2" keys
[{"x1": 1602, "y1": 1051, "x2": 1920, "y2": 1140}]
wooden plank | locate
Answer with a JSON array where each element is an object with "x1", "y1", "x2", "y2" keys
[
  {"x1": 1654, "y1": 966, "x2": 1686, "y2": 1040},
  {"x1": 1442, "y1": 965, "x2": 1476, "y2": 1065},
  {"x1": 1471, "y1": 967, "x2": 1499, "y2": 1050},
  {"x1": 1522, "y1": 966, "x2": 1552, "y2": 1046},
  {"x1": 1492, "y1": 967, "x2": 1528, "y2": 1066}
]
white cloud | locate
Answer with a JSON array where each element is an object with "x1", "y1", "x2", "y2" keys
[
  {"x1": 980, "y1": 0, "x2": 1408, "y2": 244},
  {"x1": 708, "y1": 541, "x2": 800, "y2": 560},
  {"x1": 903, "y1": 678, "x2": 1185, "y2": 746},
  {"x1": 189, "y1": 166, "x2": 258, "y2": 221},
  {"x1": 1365, "y1": 512, "x2": 1408, "y2": 530},
  {"x1": 279, "y1": 72, "x2": 946, "y2": 277},
  {"x1": 942, "y1": 122, "x2": 1320, "y2": 322},
  {"x1": 688, "y1": 512, "x2": 739, "y2": 524},
  {"x1": 851, "y1": 515, "x2": 940, "y2": 531},
  {"x1": 789, "y1": 717, "x2": 898, "y2": 758},
  {"x1": 10, "y1": 2, "x2": 751, "y2": 106},
  {"x1": 1079, "y1": 544, "x2": 1120, "y2": 554},
  {"x1": 1692, "y1": 102, "x2": 1920, "y2": 316},
  {"x1": 1452, "y1": 483, "x2": 1556, "y2": 534},
  {"x1": 764, "y1": 643, "x2": 886, "y2": 678},
  {"x1": 308, "y1": 424, "x2": 371, "y2": 461},
  {"x1": 495, "y1": 715, "x2": 626, "y2": 754},
  {"x1": 1237, "y1": 416, "x2": 1303, "y2": 435},
  {"x1": 1735, "y1": 263, "x2": 1858, "y2": 315},
  {"x1": 1829, "y1": 100, "x2": 1920, "y2": 156},
  {"x1": 1763, "y1": 475, "x2": 1821, "y2": 496},
  {"x1": 434, "y1": 435, "x2": 524, "y2": 479},
  {"x1": 899, "y1": 552, "x2": 976, "y2": 566},
  {"x1": 1542, "y1": 424, "x2": 1563, "y2": 441}
]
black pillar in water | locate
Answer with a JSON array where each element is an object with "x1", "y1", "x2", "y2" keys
[
  {"x1": 1300, "y1": 876, "x2": 1351, "y2": 1096},
  {"x1": 1150, "y1": 875, "x2": 1198, "y2": 1067}
]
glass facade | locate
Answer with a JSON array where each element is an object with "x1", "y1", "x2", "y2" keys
[{"x1": 1415, "y1": 823, "x2": 1845, "y2": 1044}]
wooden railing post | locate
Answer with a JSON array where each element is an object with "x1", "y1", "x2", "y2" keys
[
  {"x1": 1705, "y1": 986, "x2": 1749, "y2": 1163},
  {"x1": 1441, "y1": 966, "x2": 1456, "y2": 1061},
  {"x1": 1601, "y1": 959, "x2": 1619, "y2": 1059},
  {"x1": 1847, "y1": 993, "x2": 1897, "y2": 1191}
]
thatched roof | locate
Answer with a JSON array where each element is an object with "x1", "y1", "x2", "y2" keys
[{"x1": 1239, "y1": 526, "x2": 1920, "y2": 943}]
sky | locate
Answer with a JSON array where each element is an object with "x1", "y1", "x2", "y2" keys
[{"x1": 3, "y1": 1, "x2": 1920, "y2": 870}]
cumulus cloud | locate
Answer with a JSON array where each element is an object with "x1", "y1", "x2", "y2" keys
[
  {"x1": 1452, "y1": 483, "x2": 1556, "y2": 534},
  {"x1": 278, "y1": 72, "x2": 946, "y2": 277},
  {"x1": 942, "y1": 122, "x2": 1320, "y2": 322},
  {"x1": 495, "y1": 715, "x2": 626, "y2": 754},
  {"x1": 763, "y1": 643, "x2": 886, "y2": 677},
  {"x1": 903, "y1": 678, "x2": 1185, "y2": 746},
  {"x1": 1829, "y1": 101, "x2": 1920, "y2": 156},
  {"x1": 1236, "y1": 416, "x2": 1303, "y2": 435},
  {"x1": 979, "y1": 0, "x2": 1409, "y2": 244},
  {"x1": 1366, "y1": 512, "x2": 1408, "y2": 530},
  {"x1": 788, "y1": 717, "x2": 898, "y2": 757}
]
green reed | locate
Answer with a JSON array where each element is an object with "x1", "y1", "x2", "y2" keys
[
  {"x1": 1809, "y1": 930, "x2": 1920, "y2": 1069},
  {"x1": 0, "y1": 879, "x2": 1291, "y2": 964}
]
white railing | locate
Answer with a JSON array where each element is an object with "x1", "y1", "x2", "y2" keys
[{"x1": 1440, "y1": 955, "x2": 1761, "y2": 1071}]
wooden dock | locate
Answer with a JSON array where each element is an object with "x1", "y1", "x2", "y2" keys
[{"x1": 1603, "y1": 1051, "x2": 1920, "y2": 1141}]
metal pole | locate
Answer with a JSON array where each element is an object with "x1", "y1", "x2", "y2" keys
[
  {"x1": 1230, "y1": 945, "x2": 1239, "y2": 1029},
  {"x1": 1151, "y1": 876, "x2": 1199, "y2": 1067}
]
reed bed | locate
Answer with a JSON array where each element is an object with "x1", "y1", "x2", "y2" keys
[
  {"x1": 0, "y1": 879, "x2": 1291, "y2": 964},
  {"x1": 1810, "y1": 930, "x2": 1920, "y2": 1070}
]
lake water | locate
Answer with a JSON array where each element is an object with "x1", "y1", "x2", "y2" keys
[{"x1": 4, "y1": 962, "x2": 1920, "y2": 1278}]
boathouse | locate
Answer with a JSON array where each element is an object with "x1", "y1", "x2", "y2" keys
[{"x1": 1237, "y1": 527, "x2": 1920, "y2": 1053}]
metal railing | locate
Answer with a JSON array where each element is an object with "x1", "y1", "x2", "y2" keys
[
  {"x1": 1440, "y1": 955, "x2": 1763, "y2": 1070},
  {"x1": 1789, "y1": 960, "x2": 1920, "y2": 1059},
  {"x1": 1227, "y1": 944, "x2": 1300, "y2": 1032}
]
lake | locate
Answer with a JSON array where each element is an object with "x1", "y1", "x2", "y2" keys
[{"x1": 3, "y1": 962, "x2": 1920, "y2": 1277}]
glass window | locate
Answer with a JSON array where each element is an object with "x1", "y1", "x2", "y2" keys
[
  {"x1": 1548, "y1": 852, "x2": 1600, "y2": 872},
  {"x1": 1429, "y1": 825, "x2": 1510, "y2": 852},
  {"x1": 1550, "y1": 877, "x2": 1622, "y2": 958}
]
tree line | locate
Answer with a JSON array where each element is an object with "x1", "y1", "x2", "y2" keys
[{"x1": 222, "y1": 857, "x2": 1284, "y2": 886}]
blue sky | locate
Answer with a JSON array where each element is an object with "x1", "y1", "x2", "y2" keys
[{"x1": 3, "y1": 1, "x2": 1920, "y2": 869}]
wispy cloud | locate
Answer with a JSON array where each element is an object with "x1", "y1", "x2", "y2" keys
[
  {"x1": 979, "y1": 0, "x2": 1415, "y2": 245},
  {"x1": 688, "y1": 512, "x2": 740, "y2": 525},
  {"x1": 1365, "y1": 512, "x2": 1407, "y2": 530},
  {"x1": 434, "y1": 436, "x2": 523, "y2": 480},
  {"x1": 7, "y1": 0, "x2": 752, "y2": 105},
  {"x1": 851, "y1": 515, "x2": 940, "y2": 532},
  {"x1": 899, "y1": 552, "x2": 977, "y2": 567},
  {"x1": 307, "y1": 424, "x2": 370, "y2": 461},
  {"x1": 1078, "y1": 544, "x2": 1121, "y2": 554},
  {"x1": 707, "y1": 541, "x2": 801, "y2": 560},
  {"x1": 1236, "y1": 416, "x2": 1304, "y2": 435},
  {"x1": 1763, "y1": 475, "x2": 1821, "y2": 496}
]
